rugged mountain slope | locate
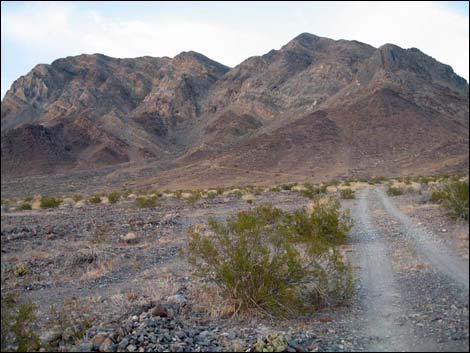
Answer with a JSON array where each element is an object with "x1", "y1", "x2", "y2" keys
[
  {"x1": 1, "y1": 33, "x2": 468, "y2": 181},
  {"x1": 1, "y1": 52, "x2": 229, "y2": 176}
]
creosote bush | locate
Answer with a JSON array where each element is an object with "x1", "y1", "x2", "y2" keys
[
  {"x1": 19, "y1": 203, "x2": 32, "y2": 211},
  {"x1": 1, "y1": 293, "x2": 41, "y2": 352},
  {"x1": 431, "y1": 181, "x2": 469, "y2": 220},
  {"x1": 40, "y1": 197, "x2": 62, "y2": 209},
  {"x1": 300, "y1": 183, "x2": 326, "y2": 199},
  {"x1": 187, "y1": 200, "x2": 353, "y2": 316},
  {"x1": 386, "y1": 186, "x2": 404, "y2": 196},
  {"x1": 108, "y1": 192, "x2": 120, "y2": 204},
  {"x1": 340, "y1": 188, "x2": 355, "y2": 199},
  {"x1": 135, "y1": 195, "x2": 157, "y2": 208}
]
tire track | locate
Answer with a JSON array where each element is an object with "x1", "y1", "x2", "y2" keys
[
  {"x1": 350, "y1": 188, "x2": 412, "y2": 351},
  {"x1": 376, "y1": 188, "x2": 469, "y2": 291}
]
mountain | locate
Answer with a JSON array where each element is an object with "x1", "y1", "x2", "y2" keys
[{"x1": 1, "y1": 33, "x2": 468, "y2": 184}]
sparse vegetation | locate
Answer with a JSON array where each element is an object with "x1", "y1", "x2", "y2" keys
[
  {"x1": 1, "y1": 293, "x2": 41, "y2": 352},
  {"x1": 431, "y1": 181, "x2": 469, "y2": 220},
  {"x1": 40, "y1": 197, "x2": 62, "y2": 209},
  {"x1": 19, "y1": 203, "x2": 32, "y2": 211},
  {"x1": 187, "y1": 192, "x2": 202, "y2": 206},
  {"x1": 47, "y1": 300, "x2": 92, "y2": 347},
  {"x1": 187, "y1": 201, "x2": 353, "y2": 316},
  {"x1": 88, "y1": 195, "x2": 102, "y2": 204},
  {"x1": 108, "y1": 191, "x2": 120, "y2": 204},
  {"x1": 14, "y1": 263, "x2": 29, "y2": 277},
  {"x1": 72, "y1": 194, "x2": 82, "y2": 202},
  {"x1": 300, "y1": 183, "x2": 326, "y2": 199},
  {"x1": 340, "y1": 188, "x2": 355, "y2": 199},
  {"x1": 135, "y1": 195, "x2": 157, "y2": 208},
  {"x1": 386, "y1": 186, "x2": 404, "y2": 196},
  {"x1": 91, "y1": 226, "x2": 109, "y2": 244}
]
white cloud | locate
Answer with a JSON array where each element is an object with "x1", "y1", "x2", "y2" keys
[{"x1": 1, "y1": 1, "x2": 468, "y2": 98}]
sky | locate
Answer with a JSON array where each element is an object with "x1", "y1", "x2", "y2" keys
[{"x1": 1, "y1": 1, "x2": 469, "y2": 98}]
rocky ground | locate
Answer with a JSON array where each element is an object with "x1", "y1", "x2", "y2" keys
[{"x1": 1, "y1": 183, "x2": 468, "y2": 352}]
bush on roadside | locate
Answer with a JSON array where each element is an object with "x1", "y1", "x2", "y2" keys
[
  {"x1": 340, "y1": 188, "x2": 355, "y2": 199},
  {"x1": 40, "y1": 197, "x2": 62, "y2": 209},
  {"x1": 187, "y1": 201, "x2": 353, "y2": 316},
  {"x1": 430, "y1": 181, "x2": 469, "y2": 220}
]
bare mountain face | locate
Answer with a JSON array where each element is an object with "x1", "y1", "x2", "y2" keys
[{"x1": 2, "y1": 33, "x2": 468, "y2": 183}]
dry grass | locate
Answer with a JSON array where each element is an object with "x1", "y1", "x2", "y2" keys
[{"x1": 80, "y1": 258, "x2": 118, "y2": 281}]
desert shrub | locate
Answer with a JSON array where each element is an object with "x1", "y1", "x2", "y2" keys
[
  {"x1": 174, "y1": 190, "x2": 183, "y2": 199},
  {"x1": 280, "y1": 183, "x2": 296, "y2": 191},
  {"x1": 369, "y1": 176, "x2": 388, "y2": 185},
  {"x1": 40, "y1": 197, "x2": 62, "y2": 209},
  {"x1": 72, "y1": 194, "x2": 82, "y2": 202},
  {"x1": 343, "y1": 180, "x2": 351, "y2": 187},
  {"x1": 14, "y1": 263, "x2": 28, "y2": 277},
  {"x1": 19, "y1": 203, "x2": 32, "y2": 211},
  {"x1": 108, "y1": 192, "x2": 120, "y2": 204},
  {"x1": 431, "y1": 181, "x2": 469, "y2": 220},
  {"x1": 187, "y1": 202, "x2": 353, "y2": 316},
  {"x1": 187, "y1": 192, "x2": 202, "y2": 206},
  {"x1": 23, "y1": 197, "x2": 33, "y2": 202},
  {"x1": 90, "y1": 226, "x2": 109, "y2": 244},
  {"x1": 340, "y1": 188, "x2": 355, "y2": 199},
  {"x1": 88, "y1": 195, "x2": 101, "y2": 204},
  {"x1": 270, "y1": 186, "x2": 281, "y2": 192},
  {"x1": 386, "y1": 186, "x2": 404, "y2": 196},
  {"x1": 1, "y1": 293, "x2": 41, "y2": 352},
  {"x1": 300, "y1": 183, "x2": 326, "y2": 199},
  {"x1": 47, "y1": 301, "x2": 92, "y2": 346},
  {"x1": 135, "y1": 195, "x2": 157, "y2": 208}
]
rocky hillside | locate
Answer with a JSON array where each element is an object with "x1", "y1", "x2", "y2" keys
[{"x1": 2, "y1": 33, "x2": 468, "y2": 182}]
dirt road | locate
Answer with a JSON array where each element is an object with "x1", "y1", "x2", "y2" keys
[{"x1": 346, "y1": 187, "x2": 469, "y2": 352}]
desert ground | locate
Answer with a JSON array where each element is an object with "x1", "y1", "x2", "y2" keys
[{"x1": 1, "y1": 177, "x2": 469, "y2": 352}]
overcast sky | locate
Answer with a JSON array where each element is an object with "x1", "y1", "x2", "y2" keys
[{"x1": 1, "y1": 1, "x2": 469, "y2": 98}]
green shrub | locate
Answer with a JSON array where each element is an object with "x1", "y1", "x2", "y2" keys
[
  {"x1": 40, "y1": 197, "x2": 62, "y2": 209},
  {"x1": 88, "y1": 195, "x2": 101, "y2": 204},
  {"x1": 72, "y1": 194, "x2": 82, "y2": 202},
  {"x1": 187, "y1": 192, "x2": 201, "y2": 206},
  {"x1": 340, "y1": 188, "x2": 355, "y2": 199},
  {"x1": 187, "y1": 202, "x2": 353, "y2": 316},
  {"x1": 108, "y1": 192, "x2": 120, "y2": 204},
  {"x1": 14, "y1": 263, "x2": 29, "y2": 277},
  {"x1": 135, "y1": 196, "x2": 157, "y2": 208},
  {"x1": 300, "y1": 183, "x2": 326, "y2": 199},
  {"x1": 1, "y1": 293, "x2": 41, "y2": 352},
  {"x1": 369, "y1": 176, "x2": 388, "y2": 185},
  {"x1": 19, "y1": 203, "x2": 32, "y2": 211},
  {"x1": 386, "y1": 186, "x2": 403, "y2": 196},
  {"x1": 431, "y1": 181, "x2": 469, "y2": 220},
  {"x1": 47, "y1": 301, "x2": 92, "y2": 346},
  {"x1": 280, "y1": 183, "x2": 296, "y2": 191}
]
